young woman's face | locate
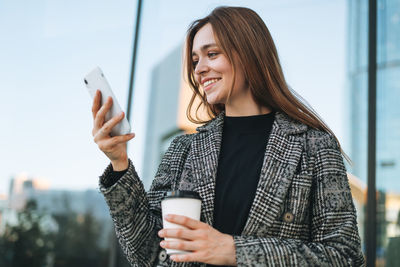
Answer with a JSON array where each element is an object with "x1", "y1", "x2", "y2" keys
[{"x1": 192, "y1": 23, "x2": 247, "y2": 106}]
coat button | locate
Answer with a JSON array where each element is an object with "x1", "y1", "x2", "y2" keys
[
  {"x1": 158, "y1": 249, "x2": 167, "y2": 262},
  {"x1": 283, "y1": 212, "x2": 294, "y2": 223}
]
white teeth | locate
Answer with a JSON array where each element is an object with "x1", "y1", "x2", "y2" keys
[{"x1": 203, "y1": 78, "x2": 220, "y2": 87}]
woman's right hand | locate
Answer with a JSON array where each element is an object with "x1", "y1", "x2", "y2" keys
[{"x1": 91, "y1": 90, "x2": 135, "y2": 171}]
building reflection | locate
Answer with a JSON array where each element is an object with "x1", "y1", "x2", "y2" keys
[
  {"x1": 348, "y1": 172, "x2": 400, "y2": 264},
  {"x1": 0, "y1": 174, "x2": 113, "y2": 266},
  {"x1": 348, "y1": 0, "x2": 400, "y2": 265}
]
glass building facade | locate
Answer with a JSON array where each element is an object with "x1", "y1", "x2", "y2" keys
[
  {"x1": 348, "y1": 0, "x2": 400, "y2": 265},
  {"x1": 3, "y1": 0, "x2": 400, "y2": 265}
]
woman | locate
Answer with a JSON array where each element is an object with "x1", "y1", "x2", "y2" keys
[{"x1": 92, "y1": 6, "x2": 365, "y2": 266}]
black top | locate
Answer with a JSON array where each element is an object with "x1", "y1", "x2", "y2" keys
[
  {"x1": 103, "y1": 168, "x2": 127, "y2": 188},
  {"x1": 213, "y1": 112, "x2": 274, "y2": 236}
]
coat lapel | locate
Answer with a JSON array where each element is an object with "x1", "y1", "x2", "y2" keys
[
  {"x1": 190, "y1": 113, "x2": 224, "y2": 226},
  {"x1": 242, "y1": 112, "x2": 307, "y2": 235}
]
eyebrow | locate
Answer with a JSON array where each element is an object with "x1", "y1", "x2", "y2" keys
[{"x1": 192, "y1": 43, "x2": 218, "y2": 57}]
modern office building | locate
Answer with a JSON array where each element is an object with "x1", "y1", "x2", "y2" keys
[
  {"x1": 348, "y1": 0, "x2": 400, "y2": 264},
  {"x1": 141, "y1": 45, "x2": 184, "y2": 189}
]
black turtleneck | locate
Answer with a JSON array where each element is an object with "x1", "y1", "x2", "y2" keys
[{"x1": 212, "y1": 112, "x2": 275, "y2": 236}]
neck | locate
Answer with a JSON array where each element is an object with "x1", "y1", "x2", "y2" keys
[{"x1": 225, "y1": 99, "x2": 271, "y2": 117}]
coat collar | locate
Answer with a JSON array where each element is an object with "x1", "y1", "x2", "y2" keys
[
  {"x1": 191, "y1": 110, "x2": 307, "y2": 233},
  {"x1": 196, "y1": 110, "x2": 308, "y2": 136}
]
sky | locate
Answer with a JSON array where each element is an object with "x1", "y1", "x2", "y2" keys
[{"x1": 0, "y1": 0, "x2": 348, "y2": 196}]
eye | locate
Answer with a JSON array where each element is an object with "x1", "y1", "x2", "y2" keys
[
  {"x1": 192, "y1": 60, "x2": 198, "y2": 68},
  {"x1": 208, "y1": 52, "x2": 218, "y2": 58}
]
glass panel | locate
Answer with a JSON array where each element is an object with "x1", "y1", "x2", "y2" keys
[
  {"x1": 347, "y1": 0, "x2": 369, "y2": 255},
  {"x1": 376, "y1": 0, "x2": 400, "y2": 260},
  {"x1": 134, "y1": 1, "x2": 362, "y2": 262},
  {"x1": 376, "y1": 67, "x2": 400, "y2": 266},
  {"x1": 0, "y1": 1, "x2": 136, "y2": 266},
  {"x1": 349, "y1": 0, "x2": 400, "y2": 265}
]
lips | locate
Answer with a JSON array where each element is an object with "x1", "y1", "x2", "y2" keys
[{"x1": 201, "y1": 78, "x2": 221, "y2": 91}]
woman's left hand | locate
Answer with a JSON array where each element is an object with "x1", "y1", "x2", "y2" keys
[{"x1": 158, "y1": 214, "x2": 237, "y2": 266}]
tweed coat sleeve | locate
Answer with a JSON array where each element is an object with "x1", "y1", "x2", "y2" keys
[
  {"x1": 99, "y1": 135, "x2": 192, "y2": 267},
  {"x1": 233, "y1": 133, "x2": 365, "y2": 267}
]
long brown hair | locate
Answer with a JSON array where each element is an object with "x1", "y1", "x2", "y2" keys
[{"x1": 185, "y1": 6, "x2": 348, "y2": 160}]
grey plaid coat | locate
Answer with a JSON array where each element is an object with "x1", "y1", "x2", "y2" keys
[{"x1": 99, "y1": 111, "x2": 365, "y2": 267}]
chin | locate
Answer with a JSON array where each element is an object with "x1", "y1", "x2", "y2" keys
[
  {"x1": 205, "y1": 93, "x2": 224, "y2": 106},
  {"x1": 205, "y1": 97, "x2": 220, "y2": 105}
]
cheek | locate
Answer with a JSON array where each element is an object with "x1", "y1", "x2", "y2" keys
[
  {"x1": 219, "y1": 61, "x2": 233, "y2": 75},
  {"x1": 193, "y1": 73, "x2": 201, "y2": 85}
]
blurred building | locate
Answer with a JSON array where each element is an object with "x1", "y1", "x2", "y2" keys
[
  {"x1": 3, "y1": 174, "x2": 112, "y2": 249},
  {"x1": 0, "y1": 193, "x2": 7, "y2": 234},
  {"x1": 141, "y1": 45, "x2": 184, "y2": 189},
  {"x1": 347, "y1": 0, "x2": 400, "y2": 263},
  {"x1": 8, "y1": 173, "x2": 50, "y2": 210}
]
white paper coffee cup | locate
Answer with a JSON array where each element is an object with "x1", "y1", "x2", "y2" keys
[{"x1": 161, "y1": 190, "x2": 202, "y2": 255}]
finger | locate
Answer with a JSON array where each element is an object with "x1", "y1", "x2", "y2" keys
[
  {"x1": 160, "y1": 239, "x2": 198, "y2": 252},
  {"x1": 93, "y1": 96, "x2": 113, "y2": 131},
  {"x1": 91, "y1": 90, "x2": 101, "y2": 119},
  {"x1": 95, "y1": 132, "x2": 135, "y2": 147},
  {"x1": 99, "y1": 111, "x2": 125, "y2": 137},
  {"x1": 170, "y1": 251, "x2": 203, "y2": 263},
  {"x1": 164, "y1": 214, "x2": 205, "y2": 230},
  {"x1": 158, "y1": 228, "x2": 200, "y2": 241}
]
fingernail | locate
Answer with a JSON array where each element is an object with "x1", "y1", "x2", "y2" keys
[{"x1": 160, "y1": 241, "x2": 165, "y2": 247}]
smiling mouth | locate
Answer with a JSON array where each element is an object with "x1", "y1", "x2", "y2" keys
[{"x1": 202, "y1": 78, "x2": 221, "y2": 90}]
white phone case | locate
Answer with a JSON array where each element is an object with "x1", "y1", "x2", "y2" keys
[{"x1": 84, "y1": 67, "x2": 131, "y2": 136}]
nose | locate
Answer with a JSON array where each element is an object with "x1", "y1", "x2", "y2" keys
[{"x1": 194, "y1": 58, "x2": 209, "y2": 76}]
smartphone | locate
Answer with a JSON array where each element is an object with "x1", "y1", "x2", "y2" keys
[{"x1": 84, "y1": 67, "x2": 131, "y2": 136}]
